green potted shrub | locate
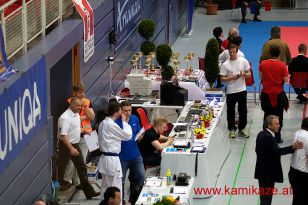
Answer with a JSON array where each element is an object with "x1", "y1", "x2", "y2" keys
[
  {"x1": 205, "y1": 37, "x2": 220, "y2": 88},
  {"x1": 138, "y1": 19, "x2": 156, "y2": 55},
  {"x1": 206, "y1": 0, "x2": 218, "y2": 15},
  {"x1": 156, "y1": 44, "x2": 173, "y2": 80}
]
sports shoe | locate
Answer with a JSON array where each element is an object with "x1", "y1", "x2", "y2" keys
[
  {"x1": 239, "y1": 129, "x2": 250, "y2": 138},
  {"x1": 241, "y1": 19, "x2": 247, "y2": 23},
  {"x1": 253, "y1": 17, "x2": 262, "y2": 22},
  {"x1": 229, "y1": 129, "x2": 236, "y2": 138}
]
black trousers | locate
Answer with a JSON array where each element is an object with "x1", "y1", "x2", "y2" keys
[
  {"x1": 143, "y1": 152, "x2": 161, "y2": 167},
  {"x1": 226, "y1": 91, "x2": 247, "y2": 131},
  {"x1": 58, "y1": 141, "x2": 95, "y2": 198},
  {"x1": 289, "y1": 167, "x2": 308, "y2": 205},
  {"x1": 258, "y1": 179, "x2": 275, "y2": 205},
  {"x1": 294, "y1": 88, "x2": 307, "y2": 97},
  {"x1": 241, "y1": 1, "x2": 261, "y2": 19}
]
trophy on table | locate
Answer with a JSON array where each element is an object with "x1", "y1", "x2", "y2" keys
[
  {"x1": 136, "y1": 52, "x2": 143, "y2": 69},
  {"x1": 131, "y1": 59, "x2": 138, "y2": 73},
  {"x1": 184, "y1": 52, "x2": 195, "y2": 72},
  {"x1": 172, "y1": 52, "x2": 180, "y2": 78},
  {"x1": 144, "y1": 55, "x2": 152, "y2": 77},
  {"x1": 149, "y1": 52, "x2": 156, "y2": 70}
]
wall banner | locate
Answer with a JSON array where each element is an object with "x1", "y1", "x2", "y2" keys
[
  {"x1": 0, "y1": 58, "x2": 47, "y2": 173},
  {"x1": 115, "y1": 0, "x2": 143, "y2": 50}
]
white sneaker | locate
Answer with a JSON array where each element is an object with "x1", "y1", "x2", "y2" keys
[
  {"x1": 239, "y1": 129, "x2": 250, "y2": 138},
  {"x1": 229, "y1": 129, "x2": 236, "y2": 138}
]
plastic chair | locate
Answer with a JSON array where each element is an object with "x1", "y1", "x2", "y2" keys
[
  {"x1": 290, "y1": 72, "x2": 308, "y2": 88},
  {"x1": 198, "y1": 57, "x2": 205, "y2": 72},
  {"x1": 245, "y1": 63, "x2": 257, "y2": 104},
  {"x1": 136, "y1": 107, "x2": 152, "y2": 130}
]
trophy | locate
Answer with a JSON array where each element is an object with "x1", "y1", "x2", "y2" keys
[
  {"x1": 144, "y1": 55, "x2": 152, "y2": 77},
  {"x1": 149, "y1": 52, "x2": 156, "y2": 70},
  {"x1": 136, "y1": 52, "x2": 143, "y2": 69}
]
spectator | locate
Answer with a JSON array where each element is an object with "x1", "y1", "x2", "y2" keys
[
  {"x1": 260, "y1": 26, "x2": 292, "y2": 65},
  {"x1": 237, "y1": 0, "x2": 262, "y2": 23},
  {"x1": 219, "y1": 36, "x2": 245, "y2": 68},
  {"x1": 255, "y1": 115, "x2": 303, "y2": 205},
  {"x1": 220, "y1": 44, "x2": 251, "y2": 138},
  {"x1": 115, "y1": 101, "x2": 145, "y2": 205},
  {"x1": 289, "y1": 117, "x2": 308, "y2": 205},
  {"x1": 221, "y1": 27, "x2": 239, "y2": 50},
  {"x1": 259, "y1": 45, "x2": 289, "y2": 143},
  {"x1": 97, "y1": 101, "x2": 132, "y2": 201},
  {"x1": 57, "y1": 97, "x2": 100, "y2": 199},
  {"x1": 138, "y1": 116, "x2": 174, "y2": 167},
  {"x1": 99, "y1": 187, "x2": 121, "y2": 205},
  {"x1": 288, "y1": 43, "x2": 308, "y2": 103},
  {"x1": 213, "y1": 26, "x2": 224, "y2": 53}
]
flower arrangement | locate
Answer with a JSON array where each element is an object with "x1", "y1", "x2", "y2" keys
[{"x1": 153, "y1": 196, "x2": 179, "y2": 205}]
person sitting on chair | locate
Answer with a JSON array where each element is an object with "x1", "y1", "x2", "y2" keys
[
  {"x1": 238, "y1": 0, "x2": 262, "y2": 23},
  {"x1": 138, "y1": 116, "x2": 174, "y2": 167}
]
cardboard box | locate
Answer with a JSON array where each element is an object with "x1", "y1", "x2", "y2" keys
[{"x1": 205, "y1": 90, "x2": 223, "y2": 102}]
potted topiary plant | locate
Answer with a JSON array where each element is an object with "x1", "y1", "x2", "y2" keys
[
  {"x1": 138, "y1": 19, "x2": 156, "y2": 55},
  {"x1": 206, "y1": 0, "x2": 218, "y2": 15},
  {"x1": 205, "y1": 37, "x2": 220, "y2": 88},
  {"x1": 156, "y1": 44, "x2": 173, "y2": 80}
]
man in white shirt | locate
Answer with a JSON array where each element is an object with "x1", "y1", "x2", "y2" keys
[
  {"x1": 219, "y1": 36, "x2": 245, "y2": 68},
  {"x1": 57, "y1": 97, "x2": 100, "y2": 199},
  {"x1": 220, "y1": 44, "x2": 251, "y2": 138},
  {"x1": 289, "y1": 117, "x2": 308, "y2": 205},
  {"x1": 98, "y1": 101, "x2": 132, "y2": 203}
]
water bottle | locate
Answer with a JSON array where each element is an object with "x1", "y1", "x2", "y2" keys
[{"x1": 167, "y1": 169, "x2": 172, "y2": 185}]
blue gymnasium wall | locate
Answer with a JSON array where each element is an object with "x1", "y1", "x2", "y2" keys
[
  {"x1": 0, "y1": 20, "x2": 83, "y2": 204},
  {"x1": 83, "y1": 0, "x2": 187, "y2": 107}
]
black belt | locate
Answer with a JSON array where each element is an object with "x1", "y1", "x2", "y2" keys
[{"x1": 102, "y1": 152, "x2": 119, "y2": 156}]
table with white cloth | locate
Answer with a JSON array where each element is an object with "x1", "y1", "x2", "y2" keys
[
  {"x1": 136, "y1": 177, "x2": 194, "y2": 205},
  {"x1": 125, "y1": 69, "x2": 208, "y2": 100},
  {"x1": 160, "y1": 101, "x2": 231, "y2": 200}
]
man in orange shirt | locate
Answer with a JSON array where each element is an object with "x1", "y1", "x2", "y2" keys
[{"x1": 63, "y1": 83, "x2": 95, "y2": 189}]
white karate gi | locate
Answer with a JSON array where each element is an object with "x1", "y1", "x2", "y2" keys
[{"x1": 97, "y1": 117, "x2": 132, "y2": 202}]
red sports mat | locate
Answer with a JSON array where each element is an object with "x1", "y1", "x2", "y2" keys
[{"x1": 280, "y1": 26, "x2": 308, "y2": 58}]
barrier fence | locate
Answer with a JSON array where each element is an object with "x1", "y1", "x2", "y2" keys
[{"x1": 0, "y1": 0, "x2": 74, "y2": 59}]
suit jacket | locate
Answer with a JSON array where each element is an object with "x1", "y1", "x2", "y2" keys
[
  {"x1": 288, "y1": 55, "x2": 308, "y2": 76},
  {"x1": 260, "y1": 38, "x2": 292, "y2": 65},
  {"x1": 254, "y1": 130, "x2": 294, "y2": 182}
]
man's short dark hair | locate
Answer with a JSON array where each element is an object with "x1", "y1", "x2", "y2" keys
[
  {"x1": 107, "y1": 101, "x2": 121, "y2": 116},
  {"x1": 271, "y1": 26, "x2": 281, "y2": 38},
  {"x1": 301, "y1": 117, "x2": 308, "y2": 131},
  {"x1": 213, "y1": 27, "x2": 223, "y2": 38},
  {"x1": 298, "y1": 43, "x2": 307, "y2": 53},
  {"x1": 72, "y1": 83, "x2": 85, "y2": 92},
  {"x1": 264, "y1": 115, "x2": 279, "y2": 129},
  {"x1": 269, "y1": 45, "x2": 280, "y2": 58},
  {"x1": 120, "y1": 101, "x2": 131, "y2": 107},
  {"x1": 228, "y1": 44, "x2": 238, "y2": 51},
  {"x1": 230, "y1": 36, "x2": 242, "y2": 47},
  {"x1": 99, "y1": 187, "x2": 120, "y2": 204}
]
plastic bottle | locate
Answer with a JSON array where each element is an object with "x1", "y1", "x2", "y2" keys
[{"x1": 167, "y1": 169, "x2": 172, "y2": 185}]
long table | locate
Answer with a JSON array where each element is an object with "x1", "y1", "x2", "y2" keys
[
  {"x1": 136, "y1": 177, "x2": 194, "y2": 205},
  {"x1": 125, "y1": 70, "x2": 208, "y2": 100},
  {"x1": 160, "y1": 101, "x2": 231, "y2": 200}
]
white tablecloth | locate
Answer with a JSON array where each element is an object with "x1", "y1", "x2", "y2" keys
[
  {"x1": 125, "y1": 70, "x2": 208, "y2": 100},
  {"x1": 136, "y1": 177, "x2": 194, "y2": 205},
  {"x1": 160, "y1": 101, "x2": 231, "y2": 200}
]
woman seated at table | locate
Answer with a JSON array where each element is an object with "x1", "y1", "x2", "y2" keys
[{"x1": 138, "y1": 116, "x2": 174, "y2": 167}]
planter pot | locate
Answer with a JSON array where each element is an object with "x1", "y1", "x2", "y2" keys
[{"x1": 206, "y1": 4, "x2": 218, "y2": 15}]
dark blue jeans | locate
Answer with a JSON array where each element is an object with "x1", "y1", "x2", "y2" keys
[{"x1": 121, "y1": 155, "x2": 145, "y2": 204}]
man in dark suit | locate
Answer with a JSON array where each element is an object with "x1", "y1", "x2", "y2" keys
[
  {"x1": 288, "y1": 43, "x2": 308, "y2": 103},
  {"x1": 255, "y1": 115, "x2": 303, "y2": 205}
]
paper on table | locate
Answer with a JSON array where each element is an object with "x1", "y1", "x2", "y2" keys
[
  {"x1": 172, "y1": 186, "x2": 188, "y2": 194},
  {"x1": 84, "y1": 131, "x2": 99, "y2": 152},
  {"x1": 135, "y1": 127, "x2": 145, "y2": 141}
]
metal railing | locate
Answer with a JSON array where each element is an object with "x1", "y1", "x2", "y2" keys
[{"x1": 0, "y1": 0, "x2": 74, "y2": 59}]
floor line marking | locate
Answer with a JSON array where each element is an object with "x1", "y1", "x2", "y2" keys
[{"x1": 227, "y1": 120, "x2": 252, "y2": 205}]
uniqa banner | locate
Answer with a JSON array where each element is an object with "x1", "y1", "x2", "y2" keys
[
  {"x1": 0, "y1": 57, "x2": 47, "y2": 173},
  {"x1": 0, "y1": 25, "x2": 17, "y2": 81},
  {"x1": 115, "y1": 0, "x2": 143, "y2": 50}
]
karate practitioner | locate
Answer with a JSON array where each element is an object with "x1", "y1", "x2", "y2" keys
[{"x1": 98, "y1": 101, "x2": 132, "y2": 203}]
